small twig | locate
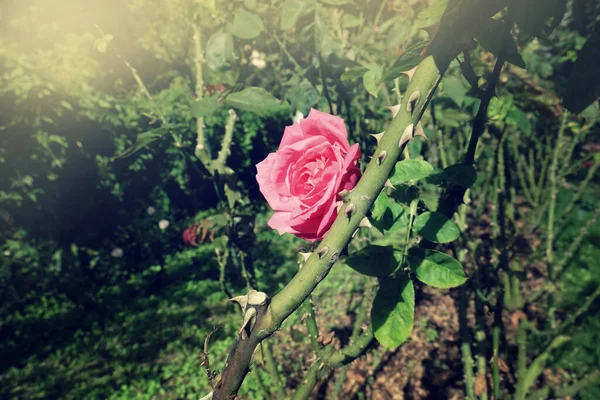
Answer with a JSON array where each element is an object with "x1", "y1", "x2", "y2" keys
[{"x1": 203, "y1": 327, "x2": 220, "y2": 387}]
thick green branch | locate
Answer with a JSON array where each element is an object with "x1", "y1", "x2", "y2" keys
[{"x1": 211, "y1": 2, "x2": 511, "y2": 397}]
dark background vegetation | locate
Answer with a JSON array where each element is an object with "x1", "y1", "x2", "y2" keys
[{"x1": 1, "y1": 0, "x2": 599, "y2": 398}]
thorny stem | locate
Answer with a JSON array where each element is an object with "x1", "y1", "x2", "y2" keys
[
  {"x1": 291, "y1": 327, "x2": 374, "y2": 400},
  {"x1": 193, "y1": 22, "x2": 211, "y2": 168},
  {"x1": 211, "y1": 2, "x2": 511, "y2": 397},
  {"x1": 546, "y1": 113, "x2": 568, "y2": 278},
  {"x1": 303, "y1": 297, "x2": 322, "y2": 353},
  {"x1": 460, "y1": 285, "x2": 476, "y2": 400}
]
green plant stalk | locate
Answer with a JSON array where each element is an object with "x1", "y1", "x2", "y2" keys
[
  {"x1": 303, "y1": 297, "x2": 321, "y2": 352},
  {"x1": 262, "y1": 341, "x2": 286, "y2": 400},
  {"x1": 400, "y1": 199, "x2": 418, "y2": 270},
  {"x1": 193, "y1": 23, "x2": 211, "y2": 168},
  {"x1": 330, "y1": 364, "x2": 350, "y2": 399},
  {"x1": 555, "y1": 370, "x2": 600, "y2": 398},
  {"x1": 492, "y1": 325, "x2": 500, "y2": 400},
  {"x1": 254, "y1": 368, "x2": 272, "y2": 400},
  {"x1": 515, "y1": 321, "x2": 528, "y2": 400},
  {"x1": 526, "y1": 285, "x2": 600, "y2": 337},
  {"x1": 512, "y1": 135, "x2": 537, "y2": 206},
  {"x1": 520, "y1": 335, "x2": 571, "y2": 400},
  {"x1": 295, "y1": 280, "x2": 374, "y2": 397},
  {"x1": 460, "y1": 285, "x2": 476, "y2": 400},
  {"x1": 557, "y1": 160, "x2": 599, "y2": 229},
  {"x1": 211, "y1": 2, "x2": 512, "y2": 396},
  {"x1": 554, "y1": 204, "x2": 600, "y2": 280},
  {"x1": 291, "y1": 327, "x2": 374, "y2": 400},
  {"x1": 547, "y1": 113, "x2": 568, "y2": 277},
  {"x1": 214, "y1": 110, "x2": 237, "y2": 174}
]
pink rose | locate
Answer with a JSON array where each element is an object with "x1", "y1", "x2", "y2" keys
[{"x1": 256, "y1": 108, "x2": 361, "y2": 242}]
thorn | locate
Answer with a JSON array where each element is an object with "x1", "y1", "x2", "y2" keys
[
  {"x1": 229, "y1": 295, "x2": 249, "y2": 312},
  {"x1": 238, "y1": 307, "x2": 257, "y2": 337},
  {"x1": 299, "y1": 252, "x2": 312, "y2": 262},
  {"x1": 407, "y1": 91, "x2": 421, "y2": 115},
  {"x1": 370, "y1": 132, "x2": 385, "y2": 144},
  {"x1": 317, "y1": 246, "x2": 329, "y2": 259},
  {"x1": 387, "y1": 104, "x2": 401, "y2": 118},
  {"x1": 338, "y1": 189, "x2": 350, "y2": 199},
  {"x1": 399, "y1": 123, "x2": 415, "y2": 148},
  {"x1": 251, "y1": 343, "x2": 264, "y2": 366},
  {"x1": 359, "y1": 217, "x2": 373, "y2": 228},
  {"x1": 336, "y1": 201, "x2": 344, "y2": 212},
  {"x1": 248, "y1": 291, "x2": 268, "y2": 306},
  {"x1": 376, "y1": 150, "x2": 387, "y2": 165},
  {"x1": 329, "y1": 252, "x2": 340, "y2": 263},
  {"x1": 401, "y1": 65, "x2": 418, "y2": 81},
  {"x1": 414, "y1": 122, "x2": 427, "y2": 139},
  {"x1": 344, "y1": 203, "x2": 357, "y2": 218},
  {"x1": 384, "y1": 179, "x2": 396, "y2": 190}
]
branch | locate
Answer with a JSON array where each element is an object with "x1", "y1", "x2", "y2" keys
[{"x1": 211, "y1": 2, "x2": 511, "y2": 397}]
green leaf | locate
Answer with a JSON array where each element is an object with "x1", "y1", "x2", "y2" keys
[
  {"x1": 191, "y1": 94, "x2": 221, "y2": 118},
  {"x1": 507, "y1": 106, "x2": 532, "y2": 135},
  {"x1": 345, "y1": 245, "x2": 398, "y2": 277},
  {"x1": 206, "y1": 31, "x2": 234, "y2": 71},
  {"x1": 363, "y1": 63, "x2": 382, "y2": 98},
  {"x1": 114, "y1": 126, "x2": 171, "y2": 159},
  {"x1": 389, "y1": 184, "x2": 420, "y2": 205},
  {"x1": 371, "y1": 195, "x2": 407, "y2": 234},
  {"x1": 371, "y1": 191, "x2": 388, "y2": 220},
  {"x1": 372, "y1": 275, "x2": 415, "y2": 348},
  {"x1": 286, "y1": 79, "x2": 319, "y2": 115},
  {"x1": 413, "y1": 212, "x2": 460, "y2": 243},
  {"x1": 418, "y1": 0, "x2": 448, "y2": 20},
  {"x1": 280, "y1": 0, "x2": 314, "y2": 31},
  {"x1": 564, "y1": 21, "x2": 600, "y2": 114},
  {"x1": 341, "y1": 66, "x2": 369, "y2": 82},
  {"x1": 94, "y1": 33, "x2": 113, "y2": 53},
  {"x1": 341, "y1": 14, "x2": 361, "y2": 28},
  {"x1": 384, "y1": 41, "x2": 429, "y2": 81},
  {"x1": 228, "y1": 9, "x2": 265, "y2": 39},
  {"x1": 390, "y1": 160, "x2": 434, "y2": 185},
  {"x1": 225, "y1": 87, "x2": 285, "y2": 116},
  {"x1": 442, "y1": 75, "x2": 469, "y2": 107},
  {"x1": 475, "y1": 19, "x2": 525, "y2": 68},
  {"x1": 427, "y1": 163, "x2": 477, "y2": 188},
  {"x1": 408, "y1": 248, "x2": 467, "y2": 288}
]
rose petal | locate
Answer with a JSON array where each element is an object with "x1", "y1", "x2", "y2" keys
[{"x1": 300, "y1": 108, "x2": 350, "y2": 151}]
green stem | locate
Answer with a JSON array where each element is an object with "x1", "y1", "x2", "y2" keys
[
  {"x1": 492, "y1": 326, "x2": 501, "y2": 400},
  {"x1": 212, "y1": 2, "x2": 511, "y2": 395},
  {"x1": 214, "y1": 110, "x2": 236, "y2": 173},
  {"x1": 291, "y1": 327, "x2": 374, "y2": 400},
  {"x1": 263, "y1": 341, "x2": 287, "y2": 400},
  {"x1": 303, "y1": 297, "x2": 321, "y2": 352},
  {"x1": 547, "y1": 113, "x2": 568, "y2": 278},
  {"x1": 460, "y1": 285, "x2": 476, "y2": 400},
  {"x1": 555, "y1": 370, "x2": 600, "y2": 398},
  {"x1": 193, "y1": 22, "x2": 211, "y2": 167}
]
